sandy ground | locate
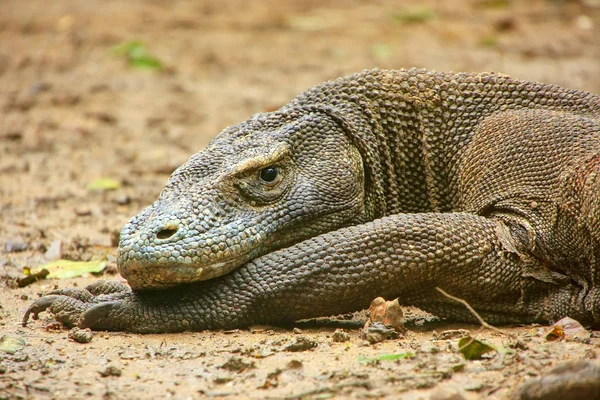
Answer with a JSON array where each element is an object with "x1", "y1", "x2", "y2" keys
[{"x1": 1, "y1": 0, "x2": 600, "y2": 399}]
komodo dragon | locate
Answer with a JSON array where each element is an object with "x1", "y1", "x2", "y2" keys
[{"x1": 24, "y1": 68, "x2": 600, "y2": 333}]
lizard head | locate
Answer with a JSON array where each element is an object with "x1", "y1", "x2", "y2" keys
[{"x1": 117, "y1": 109, "x2": 368, "y2": 290}]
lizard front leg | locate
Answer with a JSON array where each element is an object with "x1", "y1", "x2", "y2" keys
[{"x1": 23, "y1": 212, "x2": 589, "y2": 333}]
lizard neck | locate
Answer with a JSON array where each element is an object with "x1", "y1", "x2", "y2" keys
[{"x1": 289, "y1": 68, "x2": 443, "y2": 218}]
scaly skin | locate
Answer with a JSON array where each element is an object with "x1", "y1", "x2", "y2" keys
[{"x1": 24, "y1": 68, "x2": 600, "y2": 332}]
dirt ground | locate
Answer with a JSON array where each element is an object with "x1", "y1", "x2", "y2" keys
[{"x1": 2, "y1": 0, "x2": 600, "y2": 399}]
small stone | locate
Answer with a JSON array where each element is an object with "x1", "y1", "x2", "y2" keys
[
  {"x1": 75, "y1": 207, "x2": 92, "y2": 216},
  {"x1": 284, "y1": 337, "x2": 318, "y2": 352},
  {"x1": 68, "y1": 327, "x2": 93, "y2": 343},
  {"x1": 517, "y1": 360, "x2": 600, "y2": 399},
  {"x1": 219, "y1": 357, "x2": 255, "y2": 372},
  {"x1": 44, "y1": 240, "x2": 62, "y2": 260},
  {"x1": 119, "y1": 351, "x2": 138, "y2": 360},
  {"x1": 332, "y1": 329, "x2": 350, "y2": 342},
  {"x1": 430, "y1": 389, "x2": 467, "y2": 400},
  {"x1": 293, "y1": 327, "x2": 302, "y2": 334},
  {"x1": 112, "y1": 194, "x2": 131, "y2": 205},
  {"x1": 99, "y1": 365, "x2": 122, "y2": 377},
  {"x1": 5, "y1": 241, "x2": 28, "y2": 253},
  {"x1": 361, "y1": 322, "x2": 399, "y2": 344},
  {"x1": 437, "y1": 329, "x2": 471, "y2": 340},
  {"x1": 214, "y1": 376, "x2": 233, "y2": 384}
]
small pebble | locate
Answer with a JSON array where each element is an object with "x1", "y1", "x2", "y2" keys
[
  {"x1": 99, "y1": 365, "x2": 122, "y2": 377},
  {"x1": 75, "y1": 207, "x2": 92, "y2": 216},
  {"x1": 68, "y1": 327, "x2": 93, "y2": 343},
  {"x1": 430, "y1": 389, "x2": 466, "y2": 400},
  {"x1": 44, "y1": 240, "x2": 62, "y2": 260},
  {"x1": 112, "y1": 194, "x2": 131, "y2": 205},
  {"x1": 332, "y1": 329, "x2": 350, "y2": 342},
  {"x1": 518, "y1": 360, "x2": 600, "y2": 399},
  {"x1": 5, "y1": 241, "x2": 28, "y2": 253},
  {"x1": 284, "y1": 337, "x2": 318, "y2": 352},
  {"x1": 361, "y1": 322, "x2": 399, "y2": 344}
]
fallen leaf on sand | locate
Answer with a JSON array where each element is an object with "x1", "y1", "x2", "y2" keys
[
  {"x1": 458, "y1": 336, "x2": 497, "y2": 360},
  {"x1": 28, "y1": 259, "x2": 106, "y2": 280}
]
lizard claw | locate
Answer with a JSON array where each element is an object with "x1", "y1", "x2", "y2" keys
[
  {"x1": 22, "y1": 281, "x2": 133, "y2": 329},
  {"x1": 22, "y1": 295, "x2": 62, "y2": 325},
  {"x1": 80, "y1": 301, "x2": 124, "y2": 330},
  {"x1": 22, "y1": 293, "x2": 86, "y2": 327}
]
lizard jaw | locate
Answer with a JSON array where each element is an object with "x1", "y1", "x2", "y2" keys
[{"x1": 118, "y1": 260, "x2": 236, "y2": 291}]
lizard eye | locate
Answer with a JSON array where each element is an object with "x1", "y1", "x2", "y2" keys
[{"x1": 259, "y1": 166, "x2": 280, "y2": 183}]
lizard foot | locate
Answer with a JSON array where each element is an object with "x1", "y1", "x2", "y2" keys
[{"x1": 23, "y1": 280, "x2": 132, "y2": 329}]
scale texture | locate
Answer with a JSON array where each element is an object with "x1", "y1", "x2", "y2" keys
[{"x1": 24, "y1": 68, "x2": 600, "y2": 333}]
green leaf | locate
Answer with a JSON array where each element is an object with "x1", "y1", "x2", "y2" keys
[
  {"x1": 371, "y1": 43, "x2": 394, "y2": 60},
  {"x1": 451, "y1": 363, "x2": 466, "y2": 372},
  {"x1": 129, "y1": 56, "x2": 163, "y2": 69},
  {"x1": 0, "y1": 335, "x2": 26, "y2": 354},
  {"x1": 110, "y1": 40, "x2": 163, "y2": 70},
  {"x1": 111, "y1": 40, "x2": 143, "y2": 56},
  {"x1": 30, "y1": 259, "x2": 106, "y2": 280},
  {"x1": 458, "y1": 336, "x2": 497, "y2": 360},
  {"x1": 393, "y1": 7, "x2": 436, "y2": 24},
  {"x1": 479, "y1": 35, "x2": 499, "y2": 48},
  {"x1": 87, "y1": 178, "x2": 121, "y2": 191},
  {"x1": 358, "y1": 352, "x2": 413, "y2": 363}
]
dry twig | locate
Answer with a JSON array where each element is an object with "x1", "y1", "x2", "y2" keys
[{"x1": 435, "y1": 286, "x2": 511, "y2": 336}]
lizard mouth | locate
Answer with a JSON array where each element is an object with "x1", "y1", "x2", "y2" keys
[{"x1": 119, "y1": 260, "x2": 236, "y2": 291}]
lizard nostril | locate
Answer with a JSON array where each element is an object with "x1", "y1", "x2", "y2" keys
[{"x1": 156, "y1": 227, "x2": 178, "y2": 240}]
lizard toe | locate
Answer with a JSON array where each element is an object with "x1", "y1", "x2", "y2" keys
[
  {"x1": 81, "y1": 301, "x2": 124, "y2": 331},
  {"x1": 23, "y1": 294, "x2": 88, "y2": 327},
  {"x1": 22, "y1": 295, "x2": 61, "y2": 326}
]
